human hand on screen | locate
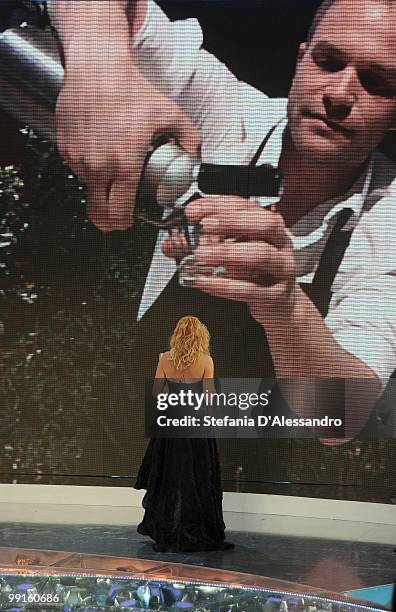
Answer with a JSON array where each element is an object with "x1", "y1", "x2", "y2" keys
[
  {"x1": 56, "y1": 58, "x2": 201, "y2": 232},
  {"x1": 162, "y1": 228, "x2": 220, "y2": 260},
  {"x1": 164, "y1": 196, "x2": 297, "y2": 325}
]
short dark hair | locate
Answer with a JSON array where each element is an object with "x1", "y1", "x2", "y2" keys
[{"x1": 307, "y1": 0, "x2": 394, "y2": 42}]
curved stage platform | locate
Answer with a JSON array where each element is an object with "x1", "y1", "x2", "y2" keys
[{"x1": 0, "y1": 547, "x2": 389, "y2": 611}]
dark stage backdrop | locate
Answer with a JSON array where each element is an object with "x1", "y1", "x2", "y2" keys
[{"x1": 0, "y1": 0, "x2": 395, "y2": 502}]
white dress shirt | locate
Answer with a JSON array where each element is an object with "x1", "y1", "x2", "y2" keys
[{"x1": 133, "y1": 1, "x2": 396, "y2": 390}]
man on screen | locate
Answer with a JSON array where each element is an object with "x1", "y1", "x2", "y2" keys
[{"x1": 47, "y1": 0, "x2": 396, "y2": 439}]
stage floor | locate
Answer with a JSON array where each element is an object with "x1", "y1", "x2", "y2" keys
[{"x1": 0, "y1": 520, "x2": 394, "y2": 598}]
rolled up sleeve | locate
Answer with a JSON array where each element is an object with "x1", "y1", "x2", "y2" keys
[
  {"x1": 327, "y1": 275, "x2": 396, "y2": 390},
  {"x1": 133, "y1": 0, "x2": 246, "y2": 159},
  {"x1": 326, "y1": 198, "x2": 396, "y2": 390},
  {"x1": 133, "y1": 0, "x2": 204, "y2": 101}
]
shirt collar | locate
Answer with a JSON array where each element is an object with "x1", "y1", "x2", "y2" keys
[
  {"x1": 290, "y1": 153, "x2": 374, "y2": 241},
  {"x1": 255, "y1": 117, "x2": 375, "y2": 232}
]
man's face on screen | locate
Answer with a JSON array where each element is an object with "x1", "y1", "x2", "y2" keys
[{"x1": 287, "y1": 0, "x2": 396, "y2": 165}]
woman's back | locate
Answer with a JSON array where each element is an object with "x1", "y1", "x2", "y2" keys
[
  {"x1": 160, "y1": 351, "x2": 213, "y2": 383},
  {"x1": 135, "y1": 316, "x2": 233, "y2": 552}
]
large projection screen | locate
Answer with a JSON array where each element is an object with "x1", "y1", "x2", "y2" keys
[{"x1": 0, "y1": 0, "x2": 395, "y2": 502}]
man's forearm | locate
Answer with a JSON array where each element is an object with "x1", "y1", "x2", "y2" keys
[
  {"x1": 47, "y1": 0, "x2": 147, "y2": 61},
  {"x1": 265, "y1": 285, "x2": 378, "y2": 378},
  {"x1": 263, "y1": 285, "x2": 382, "y2": 437}
]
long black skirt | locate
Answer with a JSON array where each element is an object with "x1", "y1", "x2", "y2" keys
[{"x1": 134, "y1": 437, "x2": 233, "y2": 552}]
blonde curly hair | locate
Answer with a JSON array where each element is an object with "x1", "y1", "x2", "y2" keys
[{"x1": 169, "y1": 316, "x2": 210, "y2": 370}]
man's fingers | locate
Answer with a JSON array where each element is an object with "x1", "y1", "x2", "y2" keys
[
  {"x1": 194, "y1": 241, "x2": 294, "y2": 280},
  {"x1": 189, "y1": 206, "x2": 289, "y2": 249},
  {"x1": 162, "y1": 231, "x2": 191, "y2": 259},
  {"x1": 57, "y1": 151, "x2": 89, "y2": 183},
  {"x1": 55, "y1": 132, "x2": 90, "y2": 183},
  {"x1": 192, "y1": 276, "x2": 285, "y2": 308},
  {"x1": 87, "y1": 179, "x2": 136, "y2": 232},
  {"x1": 199, "y1": 234, "x2": 222, "y2": 247},
  {"x1": 65, "y1": 153, "x2": 90, "y2": 184},
  {"x1": 162, "y1": 231, "x2": 221, "y2": 260},
  {"x1": 86, "y1": 182, "x2": 112, "y2": 232},
  {"x1": 194, "y1": 277, "x2": 258, "y2": 302},
  {"x1": 107, "y1": 179, "x2": 137, "y2": 230}
]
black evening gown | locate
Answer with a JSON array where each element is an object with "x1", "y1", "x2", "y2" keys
[{"x1": 134, "y1": 379, "x2": 233, "y2": 552}]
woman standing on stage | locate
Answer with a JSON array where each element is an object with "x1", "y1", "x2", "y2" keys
[{"x1": 134, "y1": 315, "x2": 234, "y2": 552}]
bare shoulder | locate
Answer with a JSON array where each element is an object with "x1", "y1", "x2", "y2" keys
[{"x1": 201, "y1": 353, "x2": 214, "y2": 367}]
